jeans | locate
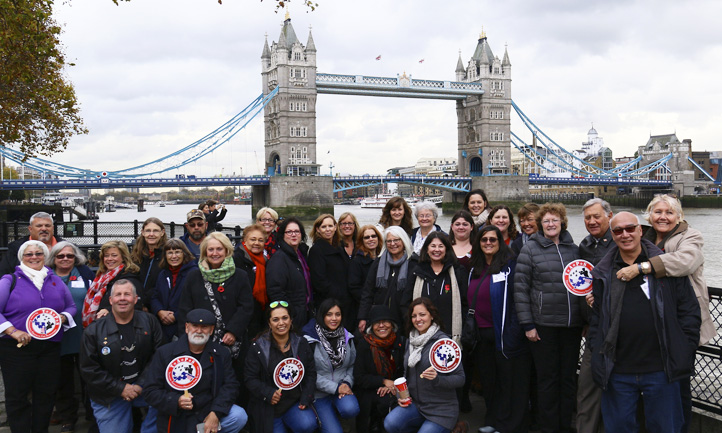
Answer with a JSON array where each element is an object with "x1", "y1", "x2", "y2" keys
[
  {"x1": 218, "y1": 405, "x2": 248, "y2": 433},
  {"x1": 90, "y1": 396, "x2": 157, "y2": 433},
  {"x1": 384, "y1": 402, "x2": 450, "y2": 433},
  {"x1": 601, "y1": 371, "x2": 683, "y2": 433},
  {"x1": 314, "y1": 394, "x2": 360, "y2": 433},
  {"x1": 272, "y1": 404, "x2": 318, "y2": 433}
]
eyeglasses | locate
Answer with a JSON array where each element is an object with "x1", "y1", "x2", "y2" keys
[
  {"x1": 363, "y1": 234, "x2": 378, "y2": 240},
  {"x1": 480, "y1": 237, "x2": 498, "y2": 244},
  {"x1": 385, "y1": 238, "x2": 402, "y2": 245},
  {"x1": 611, "y1": 224, "x2": 639, "y2": 236},
  {"x1": 269, "y1": 300, "x2": 289, "y2": 309},
  {"x1": 417, "y1": 214, "x2": 434, "y2": 220},
  {"x1": 541, "y1": 219, "x2": 560, "y2": 225},
  {"x1": 340, "y1": 222, "x2": 355, "y2": 227},
  {"x1": 23, "y1": 252, "x2": 45, "y2": 258},
  {"x1": 188, "y1": 222, "x2": 205, "y2": 228},
  {"x1": 259, "y1": 218, "x2": 275, "y2": 223},
  {"x1": 285, "y1": 230, "x2": 301, "y2": 236},
  {"x1": 245, "y1": 237, "x2": 265, "y2": 244},
  {"x1": 142, "y1": 229, "x2": 163, "y2": 234},
  {"x1": 56, "y1": 254, "x2": 75, "y2": 260}
]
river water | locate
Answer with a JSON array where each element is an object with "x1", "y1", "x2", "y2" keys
[{"x1": 98, "y1": 203, "x2": 722, "y2": 286}]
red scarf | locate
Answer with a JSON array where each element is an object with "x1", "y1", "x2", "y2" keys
[
  {"x1": 82, "y1": 264, "x2": 124, "y2": 327},
  {"x1": 244, "y1": 243, "x2": 268, "y2": 308},
  {"x1": 169, "y1": 265, "x2": 181, "y2": 288},
  {"x1": 364, "y1": 331, "x2": 397, "y2": 379}
]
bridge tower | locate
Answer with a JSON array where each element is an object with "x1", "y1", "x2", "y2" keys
[
  {"x1": 261, "y1": 13, "x2": 320, "y2": 176},
  {"x1": 455, "y1": 31, "x2": 512, "y2": 176}
]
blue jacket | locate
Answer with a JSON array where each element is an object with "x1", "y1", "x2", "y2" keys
[
  {"x1": 302, "y1": 319, "x2": 356, "y2": 399},
  {"x1": 151, "y1": 261, "x2": 198, "y2": 343}
]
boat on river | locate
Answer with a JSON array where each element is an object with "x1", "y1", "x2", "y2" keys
[{"x1": 360, "y1": 194, "x2": 418, "y2": 209}]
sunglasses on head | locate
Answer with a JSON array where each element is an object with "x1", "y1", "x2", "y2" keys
[
  {"x1": 269, "y1": 300, "x2": 289, "y2": 309},
  {"x1": 611, "y1": 224, "x2": 639, "y2": 235}
]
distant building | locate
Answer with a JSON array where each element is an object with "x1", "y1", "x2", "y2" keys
[
  {"x1": 414, "y1": 157, "x2": 457, "y2": 176},
  {"x1": 637, "y1": 133, "x2": 692, "y2": 180}
]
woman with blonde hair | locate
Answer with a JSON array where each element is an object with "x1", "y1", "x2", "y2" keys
[
  {"x1": 338, "y1": 212, "x2": 360, "y2": 260},
  {"x1": 349, "y1": 225, "x2": 383, "y2": 330}
]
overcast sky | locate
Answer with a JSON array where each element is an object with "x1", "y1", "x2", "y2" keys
[{"x1": 43, "y1": 0, "x2": 722, "y2": 178}]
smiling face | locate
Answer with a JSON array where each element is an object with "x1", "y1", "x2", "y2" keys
[
  {"x1": 142, "y1": 222, "x2": 165, "y2": 249},
  {"x1": 611, "y1": 212, "x2": 643, "y2": 256},
  {"x1": 29, "y1": 217, "x2": 53, "y2": 243},
  {"x1": 258, "y1": 212, "x2": 276, "y2": 234},
  {"x1": 103, "y1": 247, "x2": 123, "y2": 271},
  {"x1": 479, "y1": 231, "x2": 500, "y2": 259},
  {"x1": 339, "y1": 216, "x2": 356, "y2": 238},
  {"x1": 269, "y1": 307, "x2": 292, "y2": 339},
  {"x1": 426, "y1": 238, "x2": 446, "y2": 264},
  {"x1": 649, "y1": 201, "x2": 679, "y2": 235},
  {"x1": 541, "y1": 212, "x2": 561, "y2": 241},
  {"x1": 467, "y1": 194, "x2": 486, "y2": 217},
  {"x1": 22, "y1": 245, "x2": 46, "y2": 271},
  {"x1": 205, "y1": 239, "x2": 227, "y2": 269},
  {"x1": 389, "y1": 206, "x2": 405, "y2": 224},
  {"x1": 283, "y1": 222, "x2": 302, "y2": 249},
  {"x1": 186, "y1": 323, "x2": 214, "y2": 346},
  {"x1": 385, "y1": 234, "x2": 404, "y2": 259},
  {"x1": 490, "y1": 209, "x2": 511, "y2": 237},
  {"x1": 411, "y1": 304, "x2": 432, "y2": 334},
  {"x1": 109, "y1": 282, "x2": 137, "y2": 316},
  {"x1": 317, "y1": 217, "x2": 337, "y2": 242},
  {"x1": 362, "y1": 228, "x2": 379, "y2": 251},
  {"x1": 416, "y1": 209, "x2": 435, "y2": 229},
  {"x1": 372, "y1": 320, "x2": 393, "y2": 339},
  {"x1": 519, "y1": 214, "x2": 538, "y2": 236},
  {"x1": 165, "y1": 248, "x2": 184, "y2": 267},
  {"x1": 324, "y1": 305, "x2": 342, "y2": 331},
  {"x1": 584, "y1": 203, "x2": 612, "y2": 239},
  {"x1": 451, "y1": 218, "x2": 472, "y2": 242},
  {"x1": 243, "y1": 229, "x2": 266, "y2": 255},
  {"x1": 54, "y1": 245, "x2": 76, "y2": 274}
]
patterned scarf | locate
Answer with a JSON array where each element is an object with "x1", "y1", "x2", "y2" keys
[
  {"x1": 82, "y1": 264, "x2": 124, "y2": 327},
  {"x1": 199, "y1": 256, "x2": 235, "y2": 283},
  {"x1": 315, "y1": 322, "x2": 346, "y2": 369},
  {"x1": 244, "y1": 243, "x2": 268, "y2": 308},
  {"x1": 408, "y1": 322, "x2": 440, "y2": 368},
  {"x1": 364, "y1": 331, "x2": 397, "y2": 379}
]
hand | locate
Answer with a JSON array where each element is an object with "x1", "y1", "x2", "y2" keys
[
  {"x1": 158, "y1": 310, "x2": 175, "y2": 325},
  {"x1": 298, "y1": 404, "x2": 307, "y2": 410},
  {"x1": 377, "y1": 380, "x2": 396, "y2": 397},
  {"x1": 203, "y1": 411, "x2": 220, "y2": 433},
  {"x1": 121, "y1": 384, "x2": 141, "y2": 401},
  {"x1": 525, "y1": 328, "x2": 540, "y2": 342},
  {"x1": 178, "y1": 392, "x2": 194, "y2": 410},
  {"x1": 96, "y1": 309, "x2": 109, "y2": 319},
  {"x1": 60, "y1": 315, "x2": 67, "y2": 325},
  {"x1": 585, "y1": 293, "x2": 595, "y2": 308},
  {"x1": 358, "y1": 320, "x2": 367, "y2": 334},
  {"x1": 270, "y1": 389, "x2": 282, "y2": 405},
  {"x1": 338, "y1": 383, "x2": 353, "y2": 398},
  {"x1": 616, "y1": 264, "x2": 639, "y2": 282},
  {"x1": 420, "y1": 366, "x2": 437, "y2": 380},
  {"x1": 221, "y1": 332, "x2": 236, "y2": 346},
  {"x1": 9, "y1": 329, "x2": 31, "y2": 347}
]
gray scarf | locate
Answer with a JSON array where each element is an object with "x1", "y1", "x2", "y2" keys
[
  {"x1": 376, "y1": 251, "x2": 409, "y2": 291},
  {"x1": 408, "y1": 322, "x2": 440, "y2": 368}
]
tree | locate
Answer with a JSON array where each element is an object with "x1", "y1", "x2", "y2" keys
[{"x1": 0, "y1": 0, "x2": 88, "y2": 159}]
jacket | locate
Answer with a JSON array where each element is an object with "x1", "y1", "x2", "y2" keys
[
  {"x1": 302, "y1": 320, "x2": 356, "y2": 399},
  {"x1": 644, "y1": 222, "x2": 716, "y2": 346},
  {"x1": 142, "y1": 335, "x2": 238, "y2": 433},
  {"x1": 403, "y1": 329, "x2": 465, "y2": 430},
  {"x1": 587, "y1": 239, "x2": 700, "y2": 389},
  {"x1": 137, "y1": 247, "x2": 163, "y2": 303},
  {"x1": 358, "y1": 254, "x2": 418, "y2": 327},
  {"x1": 59, "y1": 264, "x2": 95, "y2": 355},
  {"x1": 151, "y1": 261, "x2": 198, "y2": 343},
  {"x1": 232, "y1": 245, "x2": 265, "y2": 339},
  {"x1": 353, "y1": 333, "x2": 405, "y2": 391},
  {"x1": 206, "y1": 207, "x2": 227, "y2": 233},
  {"x1": 179, "y1": 233, "x2": 202, "y2": 260},
  {"x1": 578, "y1": 228, "x2": 614, "y2": 323},
  {"x1": 514, "y1": 230, "x2": 582, "y2": 329},
  {"x1": 96, "y1": 270, "x2": 145, "y2": 313},
  {"x1": 244, "y1": 333, "x2": 317, "y2": 433},
  {"x1": 308, "y1": 240, "x2": 350, "y2": 308},
  {"x1": 265, "y1": 240, "x2": 312, "y2": 326},
  {"x1": 0, "y1": 235, "x2": 63, "y2": 276},
  {"x1": 348, "y1": 252, "x2": 374, "y2": 306},
  {"x1": 80, "y1": 310, "x2": 163, "y2": 406}
]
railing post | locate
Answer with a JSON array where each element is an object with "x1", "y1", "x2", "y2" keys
[
  {"x1": 169, "y1": 222, "x2": 176, "y2": 238},
  {"x1": 93, "y1": 219, "x2": 99, "y2": 245},
  {"x1": 13, "y1": 221, "x2": 19, "y2": 241},
  {"x1": 133, "y1": 220, "x2": 139, "y2": 239}
]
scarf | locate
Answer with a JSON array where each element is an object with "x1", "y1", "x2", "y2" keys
[
  {"x1": 472, "y1": 208, "x2": 490, "y2": 227},
  {"x1": 82, "y1": 264, "x2": 123, "y2": 327},
  {"x1": 199, "y1": 256, "x2": 235, "y2": 284},
  {"x1": 376, "y1": 251, "x2": 409, "y2": 291},
  {"x1": 169, "y1": 265, "x2": 181, "y2": 288},
  {"x1": 413, "y1": 265, "x2": 463, "y2": 345},
  {"x1": 19, "y1": 263, "x2": 49, "y2": 291},
  {"x1": 364, "y1": 331, "x2": 397, "y2": 379},
  {"x1": 408, "y1": 322, "x2": 440, "y2": 368},
  {"x1": 244, "y1": 243, "x2": 268, "y2": 308},
  {"x1": 315, "y1": 322, "x2": 347, "y2": 369}
]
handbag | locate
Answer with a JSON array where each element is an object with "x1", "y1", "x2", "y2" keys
[{"x1": 461, "y1": 267, "x2": 489, "y2": 350}]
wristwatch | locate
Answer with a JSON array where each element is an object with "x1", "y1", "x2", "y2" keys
[{"x1": 640, "y1": 262, "x2": 651, "y2": 274}]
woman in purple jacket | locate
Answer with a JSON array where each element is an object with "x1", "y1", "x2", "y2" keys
[{"x1": 0, "y1": 240, "x2": 77, "y2": 433}]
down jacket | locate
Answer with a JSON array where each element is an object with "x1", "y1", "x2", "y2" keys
[
  {"x1": 514, "y1": 230, "x2": 582, "y2": 329},
  {"x1": 266, "y1": 240, "x2": 312, "y2": 326},
  {"x1": 302, "y1": 320, "x2": 356, "y2": 399}
]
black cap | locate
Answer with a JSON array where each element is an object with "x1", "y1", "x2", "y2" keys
[
  {"x1": 186, "y1": 309, "x2": 216, "y2": 325},
  {"x1": 366, "y1": 305, "x2": 397, "y2": 332}
]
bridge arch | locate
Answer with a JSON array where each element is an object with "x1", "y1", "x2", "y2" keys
[{"x1": 469, "y1": 156, "x2": 483, "y2": 176}]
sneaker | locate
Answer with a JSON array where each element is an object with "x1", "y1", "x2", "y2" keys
[{"x1": 60, "y1": 424, "x2": 75, "y2": 433}]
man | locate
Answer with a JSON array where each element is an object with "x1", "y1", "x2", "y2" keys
[
  {"x1": 80, "y1": 279, "x2": 163, "y2": 433},
  {"x1": 587, "y1": 212, "x2": 700, "y2": 433},
  {"x1": 143, "y1": 309, "x2": 247, "y2": 433},
  {"x1": 181, "y1": 209, "x2": 208, "y2": 259},
  {"x1": 576, "y1": 198, "x2": 613, "y2": 433},
  {"x1": 205, "y1": 200, "x2": 227, "y2": 233},
  {"x1": 0, "y1": 211, "x2": 62, "y2": 275}
]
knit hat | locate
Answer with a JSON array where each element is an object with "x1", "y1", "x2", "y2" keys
[{"x1": 366, "y1": 305, "x2": 397, "y2": 333}]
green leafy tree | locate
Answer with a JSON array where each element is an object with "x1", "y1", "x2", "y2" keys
[{"x1": 0, "y1": 0, "x2": 88, "y2": 159}]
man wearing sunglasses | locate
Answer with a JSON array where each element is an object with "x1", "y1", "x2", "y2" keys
[
  {"x1": 586, "y1": 212, "x2": 700, "y2": 433},
  {"x1": 181, "y1": 209, "x2": 208, "y2": 260},
  {"x1": 0, "y1": 211, "x2": 63, "y2": 276}
]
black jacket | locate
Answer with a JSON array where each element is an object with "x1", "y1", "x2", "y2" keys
[
  {"x1": 0, "y1": 235, "x2": 63, "y2": 276},
  {"x1": 358, "y1": 254, "x2": 418, "y2": 328},
  {"x1": 96, "y1": 270, "x2": 145, "y2": 313},
  {"x1": 142, "y1": 335, "x2": 239, "y2": 433},
  {"x1": 80, "y1": 311, "x2": 163, "y2": 406},
  {"x1": 137, "y1": 247, "x2": 163, "y2": 302},
  {"x1": 232, "y1": 245, "x2": 265, "y2": 339},
  {"x1": 587, "y1": 239, "x2": 700, "y2": 389},
  {"x1": 353, "y1": 334, "x2": 405, "y2": 391},
  {"x1": 308, "y1": 239, "x2": 352, "y2": 328},
  {"x1": 151, "y1": 261, "x2": 198, "y2": 343},
  {"x1": 578, "y1": 228, "x2": 614, "y2": 323},
  {"x1": 348, "y1": 252, "x2": 374, "y2": 306},
  {"x1": 265, "y1": 240, "x2": 312, "y2": 326},
  {"x1": 244, "y1": 333, "x2": 316, "y2": 433},
  {"x1": 206, "y1": 207, "x2": 227, "y2": 233}
]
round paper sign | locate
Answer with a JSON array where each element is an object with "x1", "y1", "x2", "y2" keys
[
  {"x1": 429, "y1": 338, "x2": 462, "y2": 373},
  {"x1": 563, "y1": 260, "x2": 595, "y2": 296},
  {"x1": 166, "y1": 356, "x2": 203, "y2": 391},
  {"x1": 26, "y1": 308, "x2": 62, "y2": 340},
  {"x1": 274, "y1": 358, "x2": 305, "y2": 390}
]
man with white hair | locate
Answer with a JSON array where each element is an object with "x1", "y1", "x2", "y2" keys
[{"x1": 0, "y1": 212, "x2": 62, "y2": 276}]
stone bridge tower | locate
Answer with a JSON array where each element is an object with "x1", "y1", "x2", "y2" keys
[
  {"x1": 261, "y1": 13, "x2": 320, "y2": 176},
  {"x1": 455, "y1": 31, "x2": 512, "y2": 176}
]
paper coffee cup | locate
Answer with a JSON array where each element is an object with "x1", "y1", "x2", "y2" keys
[{"x1": 394, "y1": 377, "x2": 410, "y2": 401}]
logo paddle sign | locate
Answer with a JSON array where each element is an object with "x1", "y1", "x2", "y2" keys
[
  {"x1": 26, "y1": 308, "x2": 62, "y2": 340},
  {"x1": 166, "y1": 356, "x2": 203, "y2": 391},
  {"x1": 429, "y1": 338, "x2": 462, "y2": 373},
  {"x1": 274, "y1": 358, "x2": 305, "y2": 390},
  {"x1": 563, "y1": 260, "x2": 595, "y2": 296}
]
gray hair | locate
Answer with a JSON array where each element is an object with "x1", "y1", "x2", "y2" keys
[
  {"x1": 46, "y1": 241, "x2": 87, "y2": 267},
  {"x1": 17, "y1": 240, "x2": 50, "y2": 263},
  {"x1": 383, "y1": 226, "x2": 413, "y2": 258},
  {"x1": 582, "y1": 198, "x2": 612, "y2": 215},
  {"x1": 414, "y1": 201, "x2": 439, "y2": 221},
  {"x1": 643, "y1": 194, "x2": 684, "y2": 223},
  {"x1": 110, "y1": 279, "x2": 137, "y2": 297},
  {"x1": 29, "y1": 212, "x2": 53, "y2": 226}
]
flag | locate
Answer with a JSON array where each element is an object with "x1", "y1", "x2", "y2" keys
[
  {"x1": 419, "y1": 59, "x2": 425, "y2": 63},
  {"x1": 376, "y1": 55, "x2": 382, "y2": 60}
]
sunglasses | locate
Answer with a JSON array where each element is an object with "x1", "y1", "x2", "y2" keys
[
  {"x1": 363, "y1": 234, "x2": 378, "y2": 240},
  {"x1": 188, "y1": 222, "x2": 205, "y2": 228},
  {"x1": 611, "y1": 224, "x2": 639, "y2": 236},
  {"x1": 480, "y1": 237, "x2": 499, "y2": 244},
  {"x1": 23, "y1": 252, "x2": 45, "y2": 258},
  {"x1": 56, "y1": 254, "x2": 76, "y2": 260},
  {"x1": 269, "y1": 300, "x2": 289, "y2": 309}
]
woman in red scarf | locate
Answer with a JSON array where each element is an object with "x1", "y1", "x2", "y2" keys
[{"x1": 233, "y1": 223, "x2": 268, "y2": 339}]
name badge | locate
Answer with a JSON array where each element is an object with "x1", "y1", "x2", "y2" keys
[
  {"x1": 492, "y1": 273, "x2": 506, "y2": 283},
  {"x1": 640, "y1": 277, "x2": 650, "y2": 300},
  {"x1": 71, "y1": 280, "x2": 85, "y2": 288}
]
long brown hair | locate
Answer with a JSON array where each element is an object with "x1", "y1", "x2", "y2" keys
[
  {"x1": 378, "y1": 197, "x2": 413, "y2": 235},
  {"x1": 130, "y1": 217, "x2": 167, "y2": 264},
  {"x1": 356, "y1": 225, "x2": 383, "y2": 258},
  {"x1": 311, "y1": 214, "x2": 340, "y2": 246}
]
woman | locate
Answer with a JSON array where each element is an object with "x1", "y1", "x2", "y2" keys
[
  {"x1": 616, "y1": 194, "x2": 715, "y2": 432},
  {"x1": 384, "y1": 298, "x2": 465, "y2": 433},
  {"x1": 206, "y1": 199, "x2": 227, "y2": 233},
  {"x1": 468, "y1": 226, "x2": 530, "y2": 433},
  {"x1": 462, "y1": 189, "x2": 491, "y2": 228},
  {"x1": 354, "y1": 305, "x2": 405, "y2": 433},
  {"x1": 256, "y1": 207, "x2": 280, "y2": 258},
  {"x1": 82, "y1": 240, "x2": 142, "y2": 326},
  {"x1": 302, "y1": 299, "x2": 360, "y2": 433},
  {"x1": 130, "y1": 217, "x2": 167, "y2": 310},
  {"x1": 514, "y1": 202, "x2": 582, "y2": 433},
  {"x1": 405, "y1": 232, "x2": 468, "y2": 345},
  {"x1": 245, "y1": 301, "x2": 317, "y2": 433},
  {"x1": 378, "y1": 196, "x2": 414, "y2": 237},
  {"x1": 349, "y1": 225, "x2": 383, "y2": 330},
  {"x1": 487, "y1": 205, "x2": 518, "y2": 246},
  {"x1": 358, "y1": 227, "x2": 416, "y2": 333},
  {"x1": 308, "y1": 214, "x2": 352, "y2": 329},
  {"x1": 338, "y1": 212, "x2": 360, "y2": 260},
  {"x1": 266, "y1": 218, "x2": 313, "y2": 327},
  {"x1": 410, "y1": 201, "x2": 445, "y2": 255},
  {"x1": 151, "y1": 238, "x2": 197, "y2": 343},
  {"x1": 0, "y1": 240, "x2": 77, "y2": 433},
  {"x1": 511, "y1": 203, "x2": 539, "y2": 256},
  {"x1": 233, "y1": 223, "x2": 269, "y2": 339},
  {"x1": 178, "y1": 232, "x2": 254, "y2": 359},
  {"x1": 47, "y1": 242, "x2": 95, "y2": 432},
  {"x1": 449, "y1": 210, "x2": 474, "y2": 271}
]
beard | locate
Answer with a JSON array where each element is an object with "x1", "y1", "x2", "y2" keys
[{"x1": 188, "y1": 332, "x2": 211, "y2": 346}]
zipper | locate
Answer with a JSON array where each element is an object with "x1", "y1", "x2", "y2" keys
[{"x1": 554, "y1": 244, "x2": 572, "y2": 327}]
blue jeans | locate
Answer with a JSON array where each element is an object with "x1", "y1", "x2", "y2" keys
[
  {"x1": 91, "y1": 396, "x2": 157, "y2": 433},
  {"x1": 601, "y1": 371, "x2": 683, "y2": 433},
  {"x1": 219, "y1": 405, "x2": 249, "y2": 433},
  {"x1": 273, "y1": 404, "x2": 318, "y2": 433},
  {"x1": 384, "y1": 402, "x2": 450, "y2": 433},
  {"x1": 314, "y1": 394, "x2": 360, "y2": 433}
]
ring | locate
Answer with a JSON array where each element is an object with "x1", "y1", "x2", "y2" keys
[{"x1": 621, "y1": 277, "x2": 627, "y2": 281}]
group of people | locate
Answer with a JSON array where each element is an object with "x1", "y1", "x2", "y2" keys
[{"x1": 0, "y1": 190, "x2": 713, "y2": 433}]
